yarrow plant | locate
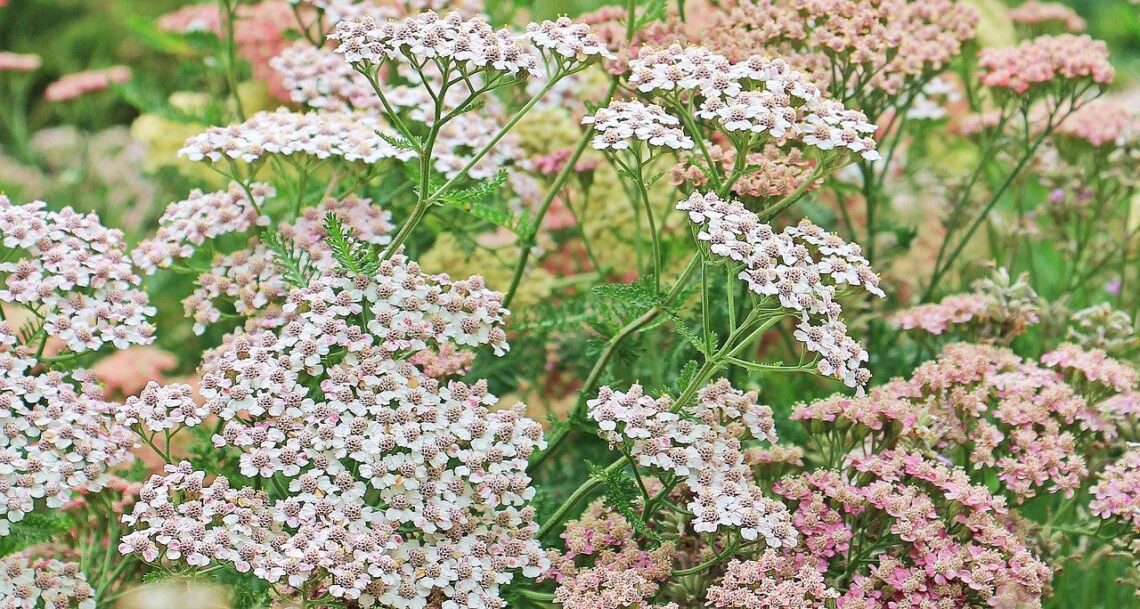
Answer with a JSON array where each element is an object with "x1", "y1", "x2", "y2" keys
[{"x1": 1, "y1": 0, "x2": 1139, "y2": 607}]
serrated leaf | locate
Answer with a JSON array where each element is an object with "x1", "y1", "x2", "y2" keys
[{"x1": 440, "y1": 169, "x2": 508, "y2": 208}]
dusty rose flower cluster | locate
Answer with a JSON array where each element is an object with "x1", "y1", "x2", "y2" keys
[
  {"x1": 545, "y1": 499, "x2": 678, "y2": 609},
  {"x1": 890, "y1": 294, "x2": 988, "y2": 335},
  {"x1": 891, "y1": 268, "x2": 1041, "y2": 342},
  {"x1": 1054, "y1": 99, "x2": 1140, "y2": 148},
  {"x1": 774, "y1": 451, "x2": 1052, "y2": 609},
  {"x1": 706, "y1": 551, "x2": 838, "y2": 608},
  {"x1": 587, "y1": 380, "x2": 796, "y2": 545},
  {"x1": 1041, "y1": 342, "x2": 1139, "y2": 394},
  {"x1": 672, "y1": 144, "x2": 815, "y2": 200},
  {"x1": 0, "y1": 552, "x2": 96, "y2": 609},
  {"x1": 271, "y1": 42, "x2": 381, "y2": 111},
  {"x1": 1090, "y1": 446, "x2": 1140, "y2": 530},
  {"x1": 42, "y1": 66, "x2": 130, "y2": 102},
  {"x1": 1008, "y1": 1, "x2": 1086, "y2": 33},
  {"x1": 705, "y1": 0, "x2": 977, "y2": 96},
  {"x1": 678, "y1": 191, "x2": 883, "y2": 388},
  {"x1": 797, "y1": 342, "x2": 1128, "y2": 502},
  {"x1": 978, "y1": 34, "x2": 1114, "y2": 94},
  {"x1": 0, "y1": 52, "x2": 41, "y2": 73},
  {"x1": 0, "y1": 197, "x2": 156, "y2": 352},
  {"x1": 626, "y1": 46, "x2": 880, "y2": 160}
]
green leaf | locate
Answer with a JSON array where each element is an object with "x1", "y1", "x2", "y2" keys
[
  {"x1": 263, "y1": 230, "x2": 317, "y2": 288},
  {"x1": 0, "y1": 512, "x2": 71, "y2": 556},
  {"x1": 592, "y1": 278, "x2": 662, "y2": 316},
  {"x1": 324, "y1": 213, "x2": 383, "y2": 276},
  {"x1": 436, "y1": 170, "x2": 534, "y2": 234},
  {"x1": 634, "y1": 0, "x2": 669, "y2": 30},
  {"x1": 673, "y1": 360, "x2": 700, "y2": 395},
  {"x1": 377, "y1": 130, "x2": 421, "y2": 152},
  {"x1": 666, "y1": 311, "x2": 713, "y2": 355},
  {"x1": 439, "y1": 169, "x2": 508, "y2": 208},
  {"x1": 588, "y1": 463, "x2": 662, "y2": 543}
]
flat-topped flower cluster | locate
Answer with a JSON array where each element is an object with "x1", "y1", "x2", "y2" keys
[
  {"x1": 118, "y1": 260, "x2": 544, "y2": 608},
  {"x1": 0, "y1": 197, "x2": 155, "y2": 352}
]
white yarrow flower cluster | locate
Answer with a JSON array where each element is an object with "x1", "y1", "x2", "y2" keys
[
  {"x1": 120, "y1": 262, "x2": 547, "y2": 609},
  {"x1": 178, "y1": 108, "x2": 416, "y2": 166},
  {"x1": 0, "y1": 553, "x2": 96, "y2": 609},
  {"x1": 0, "y1": 323, "x2": 135, "y2": 536},
  {"x1": 330, "y1": 11, "x2": 541, "y2": 76},
  {"x1": 0, "y1": 197, "x2": 156, "y2": 352},
  {"x1": 581, "y1": 100, "x2": 694, "y2": 151},
  {"x1": 181, "y1": 196, "x2": 396, "y2": 333},
  {"x1": 118, "y1": 382, "x2": 207, "y2": 433},
  {"x1": 678, "y1": 191, "x2": 885, "y2": 390},
  {"x1": 524, "y1": 17, "x2": 614, "y2": 61},
  {"x1": 271, "y1": 42, "x2": 382, "y2": 111},
  {"x1": 587, "y1": 380, "x2": 796, "y2": 546},
  {"x1": 630, "y1": 45, "x2": 880, "y2": 160},
  {"x1": 131, "y1": 182, "x2": 273, "y2": 274}
]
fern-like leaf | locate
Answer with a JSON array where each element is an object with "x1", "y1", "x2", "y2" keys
[{"x1": 263, "y1": 230, "x2": 317, "y2": 288}]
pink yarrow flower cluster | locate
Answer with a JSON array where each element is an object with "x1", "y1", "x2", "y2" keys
[
  {"x1": 545, "y1": 499, "x2": 678, "y2": 609},
  {"x1": 1090, "y1": 446, "x2": 1140, "y2": 530},
  {"x1": 0, "y1": 552, "x2": 96, "y2": 609},
  {"x1": 1041, "y1": 342, "x2": 1139, "y2": 394},
  {"x1": 270, "y1": 42, "x2": 381, "y2": 111},
  {"x1": 0, "y1": 52, "x2": 42, "y2": 73},
  {"x1": 774, "y1": 451, "x2": 1051, "y2": 609},
  {"x1": 587, "y1": 380, "x2": 796, "y2": 545},
  {"x1": 706, "y1": 551, "x2": 838, "y2": 608},
  {"x1": 1008, "y1": 1, "x2": 1086, "y2": 32},
  {"x1": 42, "y1": 66, "x2": 130, "y2": 102},
  {"x1": 705, "y1": 0, "x2": 977, "y2": 95},
  {"x1": 1055, "y1": 99, "x2": 1140, "y2": 148},
  {"x1": 890, "y1": 294, "x2": 987, "y2": 335},
  {"x1": 907, "y1": 343, "x2": 1114, "y2": 499},
  {"x1": 0, "y1": 197, "x2": 156, "y2": 352},
  {"x1": 978, "y1": 34, "x2": 1114, "y2": 94},
  {"x1": 678, "y1": 191, "x2": 884, "y2": 389}
]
